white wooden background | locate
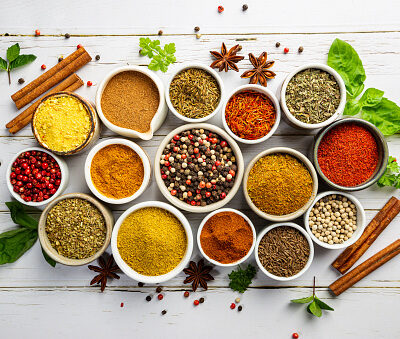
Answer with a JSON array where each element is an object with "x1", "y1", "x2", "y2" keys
[{"x1": 1, "y1": 1, "x2": 400, "y2": 338}]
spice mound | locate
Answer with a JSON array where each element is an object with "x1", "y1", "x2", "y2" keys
[
  {"x1": 159, "y1": 128, "x2": 238, "y2": 207},
  {"x1": 117, "y1": 207, "x2": 187, "y2": 276},
  {"x1": 225, "y1": 90, "x2": 276, "y2": 140},
  {"x1": 317, "y1": 123, "x2": 379, "y2": 187},
  {"x1": 33, "y1": 94, "x2": 92, "y2": 153},
  {"x1": 309, "y1": 194, "x2": 357, "y2": 245},
  {"x1": 10, "y1": 150, "x2": 61, "y2": 203},
  {"x1": 258, "y1": 226, "x2": 310, "y2": 277},
  {"x1": 247, "y1": 153, "x2": 313, "y2": 216},
  {"x1": 285, "y1": 68, "x2": 341, "y2": 124},
  {"x1": 45, "y1": 198, "x2": 106, "y2": 259},
  {"x1": 90, "y1": 144, "x2": 144, "y2": 199},
  {"x1": 169, "y1": 68, "x2": 221, "y2": 119},
  {"x1": 101, "y1": 71, "x2": 160, "y2": 132},
  {"x1": 200, "y1": 211, "x2": 253, "y2": 264}
]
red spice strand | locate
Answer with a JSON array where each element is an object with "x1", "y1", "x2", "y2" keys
[
  {"x1": 317, "y1": 123, "x2": 379, "y2": 187},
  {"x1": 225, "y1": 91, "x2": 276, "y2": 140}
]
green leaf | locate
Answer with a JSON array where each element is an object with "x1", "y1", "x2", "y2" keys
[
  {"x1": 5, "y1": 201, "x2": 38, "y2": 230},
  {"x1": 9, "y1": 54, "x2": 37, "y2": 70},
  {"x1": 291, "y1": 296, "x2": 314, "y2": 304},
  {"x1": 0, "y1": 57, "x2": 7, "y2": 71},
  {"x1": 343, "y1": 99, "x2": 361, "y2": 116},
  {"x1": 138, "y1": 38, "x2": 176, "y2": 72},
  {"x1": 228, "y1": 264, "x2": 257, "y2": 293},
  {"x1": 7, "y1": 43, "x2": 20, "y2": 62},
  {"x1": 307, "y1": 300, "x2": 322, "y2": 317},
  {"x1": 315, "y1": 297, "x2": 334, "y2": 311},
  {"x1": 41, "y1": 246, "x2": 56, "y2": 267},
  {"x1": 0, "y1": 228, "x2": 37, "y2": 264},
  {"x1": 327, "y1": 38, "x2": 366, "y2": 98},
  {"x1": 378, "y1": 156, "x2": 400, "y2": 188},
  {"x1": 359, "y1": 88, "x2": 384, "y2": 107}
]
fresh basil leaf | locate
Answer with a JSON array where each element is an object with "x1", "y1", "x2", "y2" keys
[
  {"x1": 0, "y1": 57, "x2": 7, "y2": 71},
  {"x1": 0, "y1": 228, "x2": 37, "y2": 264},
  {"x1": 9, "y1": 54, "x2": 37, "y2": 70},
  {"x1": 291, "y1": 296, "x2": 314, "y2": 304},
  {"x1": 315, "y1": 297, "x2": 334, "y2": 311},
  {"x1": 7, "y1": 43, "x2": 20, "y2": 62},
  {"x1": 5, "y1": 201, "x2": 38, "y2": 230},
  {"x1": 327, "y1": 38, "x2": 366, "y2": 99},
  {"x1": 307, "y1": 300, "x2": 322, "y2": 317},
  {"x1": 41, "y1": 246, "x2": 56, "y2": 267},
  {"x1": 359, "y1": 88, "x2": 384, "y2": 107},
  {"x1": 344, "y1": 99, "x2": 361, "y2": 116}
]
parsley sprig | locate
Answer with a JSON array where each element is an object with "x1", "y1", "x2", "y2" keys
[
  {"x1": 228, "y1": 264, "x2": 257, "y2": 293},
  {"x1": 378, "y1": 156, "x2": 400, "y2": 188},
  {"x1": 139, "y1": 38, "x2": 176, "y2": 72},
  {"x1": 291, "y1": 277, "x2": 334, "y2": 318}
]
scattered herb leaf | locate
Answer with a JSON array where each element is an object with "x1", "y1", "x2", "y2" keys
[
  {"x1": 139, "y1": 38, "x2": 176, "y2": 72},
  {"x1": 41, "y1": 246, "x2": 57, "y2": 267},
  {"x1": 228, "y1": 264, "x2": 257, "y2": 293},
  {"x1": 378, "y1": 156, "x2": 400, "y2": 188}
]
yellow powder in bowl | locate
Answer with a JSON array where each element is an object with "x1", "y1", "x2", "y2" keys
[
  {"x1": 33, "y1": 95, "x2": 92, "y2": 153},
  {"x1": 117, "y1": 207, "x2": 187, "y2": 276}
]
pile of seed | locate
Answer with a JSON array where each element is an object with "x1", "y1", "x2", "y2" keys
[
  {"x1": 159, "y1": 128, "x2": 237, "y2": 206},
  {"x1": 258, "y1": 226, "x2": 310, "y2": 278},
  {"x1": 309, "y1": 194, "x2": 357, "y2": 245}
]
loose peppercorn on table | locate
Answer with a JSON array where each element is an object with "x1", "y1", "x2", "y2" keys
[{"x1": 1, "y1": 1, "x2": 400, "y2": 338}]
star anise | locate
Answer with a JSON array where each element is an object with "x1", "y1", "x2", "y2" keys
[
  {"x1": 183, "y1": 259, "x2": 214, "y2": 292},
  {"x1": 241, "y1": 52, "x2": 276, "y2": 86},
  {"x1": 88, "y1": 253, "x2": 120, "y2": 292},
  {"x1": 210, "y1": 43, "x2": 244, "y2": 72}
]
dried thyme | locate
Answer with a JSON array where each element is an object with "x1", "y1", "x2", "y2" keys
[
  {"x1": 285, "y1": 68, "x2": 340, "y2": 124},
  {"x1": 169, "y1": 68, "x2": 221, "y2": 119}
]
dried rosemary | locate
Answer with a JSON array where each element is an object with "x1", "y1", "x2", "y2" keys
[
  {"x1": 285, "y1": 68, "x2": 341, "y2": 124},
  {"x1": 169, "y1": 68, "x2": 221, "y2": 119}
]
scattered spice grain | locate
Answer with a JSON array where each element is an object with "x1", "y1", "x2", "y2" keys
[
  {"x1": 95, "y1": 55, "x2": 100, "y2": 61},
  {"x1": 194, "y1": 26, "x2": 200, "y2": 32},
  {"x1": 161, "y1": 310, "x2": 167, "y2": 315},
  {"x1": 242, "y1": 4, "x2": 248, "y2": 11},
  {"x1": 238, "y1": 305, "x2": 243, "y2": 312},
  {"x1": 64, "y1": 33, "x2": 70, "y2": 39},
  {"x1": 298, "y1": 46, "x2": 304, "y2": 53},
  {"x1": 18, "y1": 78, "x2": 25, "y2": 84},
  {"x1": 146, "y1": 295, "x2": 152, "y2": 302},
  {"x1": 275, "y1": 42, "x2": 280, "y2": 47},
  {"x1": 156, "y1": 286, "x2": 163, "y2": 293},
  {"x1": 199, "y1": 297, "x2": 205, "y2": 303}
]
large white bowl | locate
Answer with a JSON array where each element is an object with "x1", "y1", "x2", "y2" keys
[
  {"x1": 6, "y1": 147, "x2": 69, "y2": 207},
  {"x1": 84, "y1": 138, "x2": 151, "y2": 204},
  {"x1": 197, "y1": 208, "x2": 256, "y2": 267},
  {"x1": 280, "y1": 63, "x2": 346, "y2": 130},
  {"x1": 96, "y1": 66, "x2": 167, "y2": 140},
  {"x1": 304, "y1": 191, "x2": 366, "y2": 250},
  {"x1": 222, "y1": 84, "x2": 281, "y2": 144},
  {"x1": 255, "y1": 222, "x2": 314, "y2": 281},
  {"x1": 165, "y1": 63, "x2": 224, "y2": 123},
  {"x1": 154, "y1": 123, "x2": 244, "y2": 213},
  {"x1": 111, "y1": 201, "x2": 194, "y2": 284},
  {"x1": 243, "y1": 147, "x2": 318, "y2": 221}
]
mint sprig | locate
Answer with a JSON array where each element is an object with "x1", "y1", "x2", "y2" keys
[{"x1": 139, "y1": 38, "x2": 176, "y2": 72}]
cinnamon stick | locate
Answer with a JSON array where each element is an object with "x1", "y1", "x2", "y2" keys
[
  {"x1": 12, "y1": 47, "x2": 91, "y2": 109},
  {"x1": 7, "y1": 74, "x2": 83, "y2": 134},
  {"x1": 332, "y1": 196, "x2": 400, "y2": 274},
  {"x1": 329, "y1": 239, "x2": 400, "y2": 296}
]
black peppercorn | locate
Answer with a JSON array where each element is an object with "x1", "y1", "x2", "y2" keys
[
  {"x1": 161, "y1": 310, "x2": 167, "y2": 315},
  {"x1": 95, "y1": 54, "x2": 101, "y2": 61},
  {"x1": 138, "y1": 282, "x2": 144, "y2": 287},
  {"x1": 242, "y1": 4, "x2": 248, "y2": 11},
  {"x1": 199, "y1": 297, "x2": 205, "y2": 303},
  {"x1": 158, "y1": 30, "x2": 163, "y2": 36},
  {"x1": 58, "y1": 57, "x2": 63, "y2": 63},
  {"x1": 5, "y1": 33, "x2": 9, "y2": 36},
  {"x1": 64, "y1": 33, "x2": 70, "y2": 39},
  {"x1": 156, "y1": 286, "x2": 162, "y2": 293},
  {"x1": 18, "y1": 78, "x2": 25, "y2": 84},
  {"x1": 298, "y1": 46, "x2": 304, "y2": 53},
  {"x1": 146, "y1": 295, "x2": 152, "y2": 302},
  {"x1": 238, "y1": 305, "x2": 243, "y2": 312},
  {"x1": 275, "y1": 42, "x2": 280, "y2": 47},
  {"x1": 194, "y1": 26, "x2": 200, "y2": 32}
]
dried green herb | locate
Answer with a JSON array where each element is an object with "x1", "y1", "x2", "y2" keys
[
  {"x1": 285, "y1": 68, "x2": 341, "y2": 124},
  {"x1": 169, "y1": 68, "x2": 221, "y2": 119}
]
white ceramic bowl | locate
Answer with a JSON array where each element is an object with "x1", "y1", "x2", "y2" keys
[
  {"x1": 6, "y1": 147, "x2": 69, "y2": 207},
  {"x1": 154, "y1": 123, "x2": 244, "y2": 213},
  {"x1": 222, "y1": 84, "x2": 281, "y2": 144},
  {"x1": 165, "y1": 63, "x2": 224, "y2": 123},
  {"x1": 197, "y1": 208, "x2": 256, "y2": 267},
  {"x1": 111, "y1": 201, "x2": 193, "y2": 284},
  {"x1": 84, "y1": 138, "x2": 151, "y2": 204},
  {"x1": 255, "y1": 222, "x2": 314, "y2": 281},
  {"x1": 96, "y1": 66, "x2": 167, "y2": 140},
  {"x1": 304, "y1": 191, "x2": 366, "y2": 250},
  {"x1": 243, "y1": 147, "x2": 318, "y2": 221},
  {"x1": 280, "y1": 63, "x2": 346, "y2": 130}
]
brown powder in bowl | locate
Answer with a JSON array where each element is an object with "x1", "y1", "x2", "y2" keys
[{"x1": 100, "y1": 71, "x2": 160, "y2": 133}]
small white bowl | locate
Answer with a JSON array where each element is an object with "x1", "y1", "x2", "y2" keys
[
  {"x1": 280, "y1": 63, "x2": 346, "y2": 130},
  {"x1": 111, "y1": 201, "x2": 193, "y2": 284},
  {"x1": 222, "y1": 84, "x2": 281, "y2": 144},
  {"x1": 304, "y1": 191, "x2": 366, "y2": 250},
  {"x1": 255, "y1": 222, "x2": 314, "y2": 281},
  {"x1": 6, "y1": 147, "x2": 69, "y2": 207},
  {"x1": 165, "y1": 63, "x2": 224, "y2": 123},
  {"x1": 96, "y1": 66, "x2": 167, "y2": 140},
  {"x1": 197, "y1": 208, "x2": 256, "y2": 267},
  {"x1": 84, "y1": 138, "x2": 151, "y2": 204},
  {"x1": 243, "y1": 147, "x2": 318, "y2": 221},
  {"x1": 154, "y1": 123, "x2": 244, "y2": 213}
]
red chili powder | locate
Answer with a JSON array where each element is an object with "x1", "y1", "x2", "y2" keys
[{"x1": 317, "y1": 123, "x2": 379, "y2": 187}]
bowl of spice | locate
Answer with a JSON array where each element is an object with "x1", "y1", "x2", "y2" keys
[
  {"x1": 313, "y1": 118, "x2": 388, "y2": 191},
  {"x1": 255, "y1": 223, "x2": 314, "y2": 281},
  {"x1": 304, "y1": 191, "x2": 366, "y2": 249},
  {"x1": 7, "y1": 147, "x2": 69, "y2": 206},
  {"x1": 111, "y1": 201, "x2": 193, "y2": 284},
  {"x1": 222, "y1": 85, "x2": 280, "y2": 144},
  {"x1": 244, "y1": 147, "x2": 318, "y2": 221},
  {"x1": 197, "y1": 208, "x2": 256, "y2": 266},
  {"x1": 38, "y1": 193, "x2": 113, "y2": 266},
  {"x1": 84, "y1": 138, "x2": 151, "y2": 204},
  {"x1": 154, "y1": 123, "x2": 244, "y2": 213},
  {"x1": 280, "y1": 64, "x2": 346, "y2": 130},
  {"x1": 96, "y1": 66, "x2": 167, "y2": 140},
  {"x1": 166, "y1": 63, "x2": 223, "y2": 122},
  {"x1": 32, "y1": 92, "x2": 100, "y2": 155}
]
